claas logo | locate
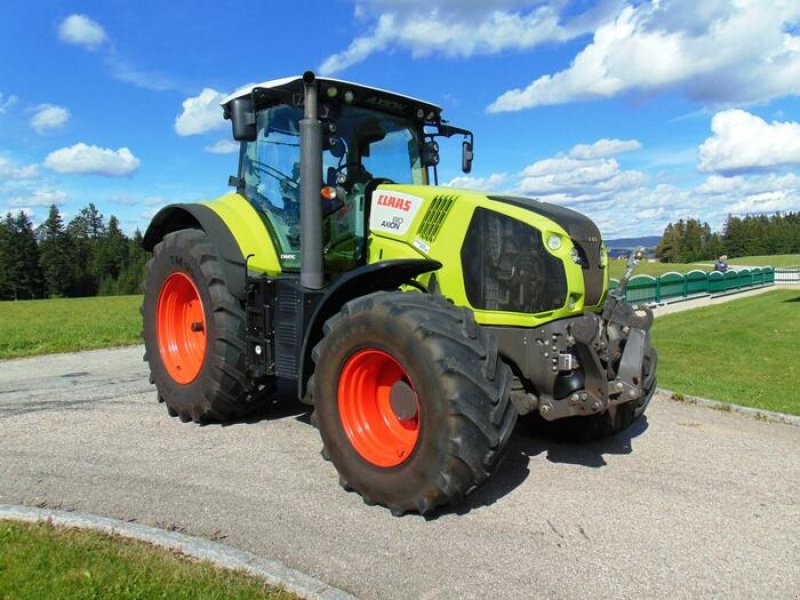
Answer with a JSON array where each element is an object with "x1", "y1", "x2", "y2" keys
[{"x1": 377, "y1": 194, "x2": 412, "y2": 211}]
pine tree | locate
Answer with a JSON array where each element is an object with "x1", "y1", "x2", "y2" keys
[
  {"x1": 38, "y1": 205, "x2": 76, "y2": 297},
  {"x1": 0, "y1": 213, "x2": 11, "y2": 299},
  {"x1": 2, "y1": 211, "x2": 43, "y2": 299},
  {"x1": 67, "y1": 204, "x2": 106, "y2": 296},
  {"x1": 95, "y1": 215, "x2": 128, "y2": 293},
  {"x1": 655, "y1": 221, "x2": 683, "y2": 263},
  {"x1": 117, "y1": 228, "x2": 149, "y2": 295}
]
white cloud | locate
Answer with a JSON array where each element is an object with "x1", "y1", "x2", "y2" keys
[
  {"x1": 7, "y1": 188, "x2": 68, "y2": 208},
  {"x1": 110, "y1": 193, "x2": 165, "y2": 207},
  {"x1": 0, "y1": 157, "x2": 39, "y2": 179},
  {"x1": 44, "y1": 143, "x2": 140, "y2": 176},
  {"x1": 445, "y1": 173, "x2": 508, "y2": 191},
  {"x1": 489, "y1": 1, "x2": 800, "y2": 111},
  {"x1": 518, "y1": 155, "x2": 645, "y2": 197},
  {"x1": 58, "y1": 14, "x2": 108, "y2": 50},
  {"x1": 0, "y1": 92, "x2": 18, "y2": 113},
  {"x1": 56, "y1": 14, "x2": 181, "y2": 92},
  {"x1": 698, "y1": 109, "x2": 800, "y2": 174},
  {"x1": 319, "y1": 0, "x2": 616, "y2": 74},
  {"x1": 30, "y1": 104, "x2": 71, "y2": 134},
  {"x1": 569, "y1": 138, "x2": 641, "y2": 160},
  {"x1": 436, "y1": 134, "x2": 800, "y2": 237},
  {"x1": 106, "y1": 56, "x2": 180, "y2": 92},
  {"x1": 725, "y1": 190, "x2": 800, "y2": 214},
  {"x1": 175, "y1": 88, "x2": 227, "y2": 136},
  {"x1": 205, "y1": 139, "x2": 239, "y2": 154},
  {"x1": 0, "y1": 206, "x2": 35, "y2": 218}
]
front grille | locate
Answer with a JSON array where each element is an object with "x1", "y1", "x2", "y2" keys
[
  {"x1": 460, "y1": 208, "x2": 567, "y2": 314},
  {"x1": 488, "y1": 195, "x2": 605, "y2": 306}
]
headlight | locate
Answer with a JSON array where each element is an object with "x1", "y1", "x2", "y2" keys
[
  {"x1": 600, "y1": 246, "x2": 608, "y2": 268},
  {"x1": 546, "y1": 234, "x2": 562, "y2": 251},
  {"x1": 570, "y1": 247, "x2": 581, "y2": 265}
]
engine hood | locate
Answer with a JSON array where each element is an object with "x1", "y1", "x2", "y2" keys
[{"x1": 488, "y1": 195, "x2": 602, "y2": 244}]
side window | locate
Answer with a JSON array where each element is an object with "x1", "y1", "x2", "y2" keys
[{"x1": 240, "y1": 107, "x2": 303, "y2": 269}]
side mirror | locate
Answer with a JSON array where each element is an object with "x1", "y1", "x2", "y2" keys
[
  {"x1": 230, "y1": 96, "x2": 257, "y2": 142},
  {"x1": 462, "y1": 140, "x2": 474, "y2": 174},
  {"x1": 422, "y1": 140, "x2": 440, "y2": 167}
]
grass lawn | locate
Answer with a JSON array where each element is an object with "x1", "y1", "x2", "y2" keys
[
  {"x1": 651, "y1": 289, "x2": 800, "y2": 415},
  {"x1": 727, "y1": 254, "x2": 800, "y2": 268},
  {"x1": 0, "y1": 295, "x2": 142, "y2": 359},
  {"x1": 0, "y1": 520, "x2": 295, "y2": 600}
]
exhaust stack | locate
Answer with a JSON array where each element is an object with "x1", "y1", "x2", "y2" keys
[{"x1": 299, "y1": 71, "x2": 324, "y2": 290}]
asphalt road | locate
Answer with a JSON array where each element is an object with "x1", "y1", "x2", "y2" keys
[{"x1": 1, "y1": 346, "x2": 798, "y2": 599}]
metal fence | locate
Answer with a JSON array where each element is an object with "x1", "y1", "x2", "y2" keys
[
  {"x1": 609, "y1": 267, "x2": 776, "y2": 304},
  {"x1": 774, "y1": 267, "x2": 800, "y2": 283}
]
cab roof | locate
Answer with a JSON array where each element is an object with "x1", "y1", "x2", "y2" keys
[{"x1": 221, "y1": 75, "x2": 443, "y2": 124}]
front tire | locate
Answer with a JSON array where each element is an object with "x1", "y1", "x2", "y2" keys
[
  {"x1": 310, "y1": 292, "x2": 517, "y2": 516},
  {"x1": 142, "y1": 229, "x2": 257, "y2": 422}
]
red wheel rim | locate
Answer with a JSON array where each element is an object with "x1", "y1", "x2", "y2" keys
[
  {"x1": 157, "y1": 272, "x2": 207, "y2": 384},
  {"x1": 338, "y1": 349, "x2": 420, "y2": 467}
]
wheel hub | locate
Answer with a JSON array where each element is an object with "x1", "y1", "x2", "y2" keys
[
  {"x1": 389, "y1": 380, "x2": 418, "y2": 421},
  {"x1": 157, "y1": 272, "x2": 207, "y2": 384},
  {"x1": 338, "y1": 349, "x2": 420, "y2": 467}
]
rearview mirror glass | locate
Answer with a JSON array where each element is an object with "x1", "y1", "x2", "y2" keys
[
  {"x1": 462, "y1": 140, "x2": 473, "y2": 174},
  {"x1": 230, "y1": 97, "x2": 257, "y2": 142}
]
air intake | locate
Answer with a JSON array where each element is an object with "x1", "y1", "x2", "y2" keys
[{"x1": 417, "y1": 194, "x2": 457, "y2": 243}]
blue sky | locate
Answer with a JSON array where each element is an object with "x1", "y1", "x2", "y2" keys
[{"x1": 1, "y1": 0, "x2": 799, "y2": 239}]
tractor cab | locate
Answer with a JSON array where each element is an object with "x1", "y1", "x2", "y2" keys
[{"x1": 222, "y1": 73, "x2": 473, "y2": 278}]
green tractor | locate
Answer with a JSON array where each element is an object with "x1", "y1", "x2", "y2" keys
[{"x1": 142, "y1": 72, "x2": 656, "y2": 515}]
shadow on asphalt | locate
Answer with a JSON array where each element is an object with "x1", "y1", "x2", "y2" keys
[
  {"x1": 196, "y1": 388, "x2": 650, "y2": 519},
  {"x1": 218, "y1": 398, "x2": 308, "y2": 426},
  {"x1": 436, "y1": 416, "x2": 650, "y2": 519}
]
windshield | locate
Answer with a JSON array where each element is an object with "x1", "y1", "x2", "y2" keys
[
  {"x1": 240, "y1": 104, "x2": 424, "y2": 271},
  {"x1": 333, "y1": 106, "x2": 425, "y2": 185}
]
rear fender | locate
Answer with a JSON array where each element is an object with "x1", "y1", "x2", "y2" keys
[{"x1": 143, "y1": 204, "x2": 248, "y2": 298}]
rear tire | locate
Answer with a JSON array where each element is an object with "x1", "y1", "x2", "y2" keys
[
  {"x1": 142, "y1": 229, "x2": 257, "y2": 422},
  {"x1": 310, "y1": 292, "x2": 517, "y2": 516}
]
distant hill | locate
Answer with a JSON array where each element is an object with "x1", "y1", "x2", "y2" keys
[{"x1": 604, "y1": 236, "x2": 661, "y2": 249}]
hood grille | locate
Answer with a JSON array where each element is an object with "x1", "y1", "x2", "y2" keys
[
  {"x1": 418, "y1": 194, "x2": 457, "y2": 243},
  {"x1": 488, "y1": 194, "x2": 605, "y2": 306}
]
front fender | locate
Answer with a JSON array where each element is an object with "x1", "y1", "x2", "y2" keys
[{"x1": 297, "y1": 259, "x2": 442, "y2": 401}]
